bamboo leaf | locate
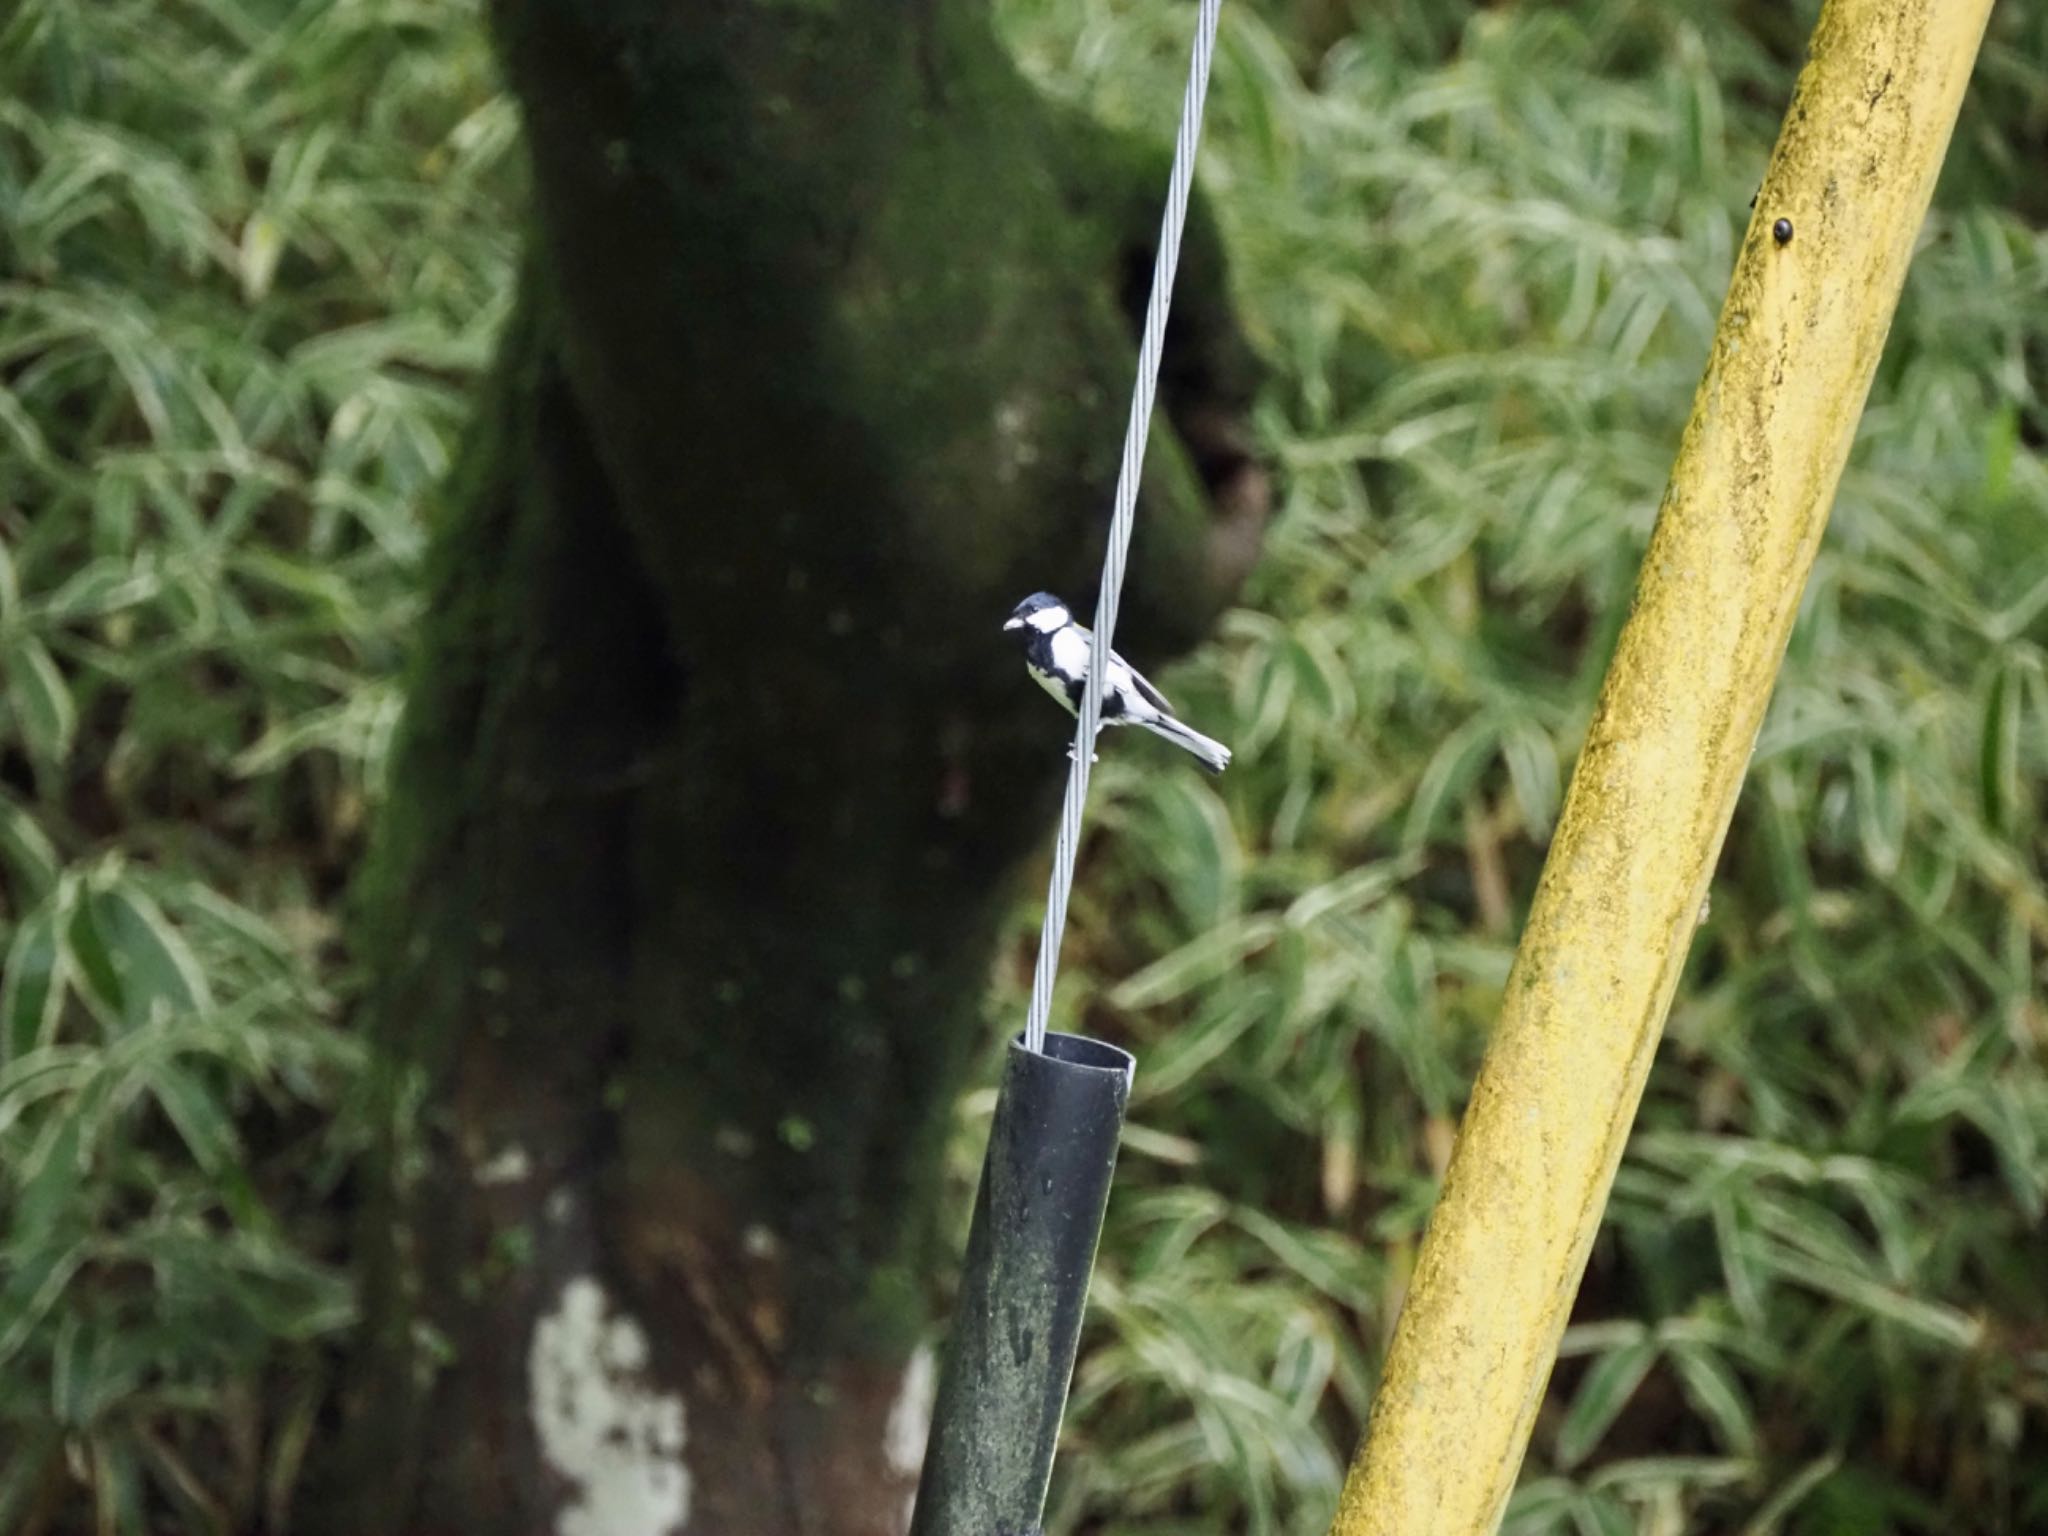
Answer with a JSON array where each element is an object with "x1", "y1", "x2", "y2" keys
[
  {"x1": 147, "y1": 1061, "x2": 239, "y2": 1175},
  {"x1": 1110, "y1": 915, "x2": 1280, "y2": 1010},
  {"x1": 92, "y1": 879, "x2": 213, "y2": 1023},
  {"x1": 1556, "y1": 1338, "x2": 1659, "y2": 1469},
  {"x1": 1, "y1": 902, "x2": 68, "y2": 1062},
  {"x1": 1980, "y1": 657, "x2": 2021, "y2": 834},
  {"x1": 5, "y1": 638, "x2": 76, "y2": 764},
  {"x1": 1402, "y1": 716, "x2": 1499, "y2": 852},
  {"x1": 0, "y1": 792, "x2": 61, "y2": 903},
  {"x1": 1666, "y1": 1341, "x2": 1757, "y2": 1457}
]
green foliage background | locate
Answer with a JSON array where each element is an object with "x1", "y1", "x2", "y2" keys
[{"x1": 2, "y1": 0, "x2": 2045, "y2": 1532}]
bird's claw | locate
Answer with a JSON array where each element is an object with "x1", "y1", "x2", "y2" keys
[{"x1": 1066, "y1": 745, "x2": 1100, "y2": 765}]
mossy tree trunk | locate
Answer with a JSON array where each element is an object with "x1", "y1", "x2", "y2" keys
[{"x1": 327, "y1": 1, "x2": 1263, "y2": 1532}]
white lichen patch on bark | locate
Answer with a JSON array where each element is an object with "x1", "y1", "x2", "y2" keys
[
  {"x1": 476, "y1": 1144, "x2": 533, "y2": 1186},
  {"x1": 883, "y1": 1344, "x2": 937, "y2": 1533},
  {"x1": 883, "y1": 1344, "x2": 936, "y2": 1474},
  {"x1": 529, "y1": 1276, "x2": 690, "y2": 1536}
]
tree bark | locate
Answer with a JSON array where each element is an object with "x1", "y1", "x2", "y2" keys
[{"x1": 327, "y1": 1, "x2": 1264, "y2": 1531}]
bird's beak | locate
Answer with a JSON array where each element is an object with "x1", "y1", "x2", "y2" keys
[{"x1": 1002, "y1": 616, "x2": 1023, "y2": 632}]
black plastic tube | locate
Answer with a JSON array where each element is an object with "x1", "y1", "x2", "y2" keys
[{"x1": 909, "y1": 1032, "x2": 1135, "y2": 1536}]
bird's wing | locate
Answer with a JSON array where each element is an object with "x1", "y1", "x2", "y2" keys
[
  {"x1": 1069, "y1": 624, "x2": 1174, "y2": 712},
  {"x1": 1116, "y1": 653, "x2": 1173, "y2": 713}
]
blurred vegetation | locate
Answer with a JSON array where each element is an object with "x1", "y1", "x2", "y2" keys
[
  {"x1": 0, "y1": 0, "x2": 513, "y2": 1524},
  {"x1": 2, "y1": 0, "x2": 2045, "y2": 1533}
]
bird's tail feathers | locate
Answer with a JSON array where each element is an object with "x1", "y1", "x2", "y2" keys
[{"x1": 1135, "y1": 713, "x2": 1232, "y2": 774}]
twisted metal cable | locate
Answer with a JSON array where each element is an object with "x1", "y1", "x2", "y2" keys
[{"x1": 1022, "y1": 0, "x2": 1224, "y2": 1055}]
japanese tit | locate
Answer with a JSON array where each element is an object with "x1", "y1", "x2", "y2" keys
[{"x1": 1003, "y1": 591, "x2": 1231, "y2": 774}]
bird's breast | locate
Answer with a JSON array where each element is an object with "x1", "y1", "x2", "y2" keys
[{"x1": 1027, "y1": 663, "x2": 1079, "y2": 715}]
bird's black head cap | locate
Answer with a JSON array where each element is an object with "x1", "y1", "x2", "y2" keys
[{"x1": 1004, "y1": 591, "x2": 1070, "y2": 635}]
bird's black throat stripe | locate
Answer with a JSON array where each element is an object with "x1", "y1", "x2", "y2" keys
[{"x1": 1024, "y1": 632, "x2": 1131, "y2": 720}]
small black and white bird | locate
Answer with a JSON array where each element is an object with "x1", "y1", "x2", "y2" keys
[{"x1": 1003, "y1": 591, "x2": 1232, "y2": 774}]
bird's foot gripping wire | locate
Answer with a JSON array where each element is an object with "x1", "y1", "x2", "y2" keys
[{"x1": 1066, "y1": 744, "x2": 1101, "y2": 765}]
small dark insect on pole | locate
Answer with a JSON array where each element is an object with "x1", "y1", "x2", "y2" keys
[{"x1": 1773, "y1": 217, "x2": 1795, "y2": 244}]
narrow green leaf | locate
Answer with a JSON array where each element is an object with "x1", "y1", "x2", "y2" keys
[
  {"x1": 1980, "y1": 659, "x2": 2020, "y2": 833},
  {"x1": 1981, "y1": 403, "x2": 2018, "y2": 505},
  {"x1": 1849, "y1": 745, "x2": 1906, "y2": 877},
  {"x1": 93, "y1": 879, "x2": 212, "y2": 1022},
  {"x1": 1738, "y1": 1454, "x2": 1842, "y2": 1536},
  {"x1": 1558, "y1": 1321, "x2": 1652, "y2": 1359},
  {"x1": 148, "y1": 1061, "x2": 239, "y2": 1174},
  {"x1": 0, "y1": 1241, "x2": 86, "y2": 1372},
  {"x1": 13, "y1": 1111, "x2": 89, "y2": 1245},
  {"x1": 0, "y1": 1046, "x2": 95, "y2": 1138},
  {"x1": 90, "y1": 1436, "x2": 146, "y2": 1536},
  {"x1": 1588, "y1": 1455, "x2": 1752, "y2": 1493},
  {"x1": 1402, "y1": 716, "x2": 1499, "y2": 852},
  {"x1": 63, "y1": 885, "x2": 125, "y2": 1025},
  {"x1": 50, "y1": 1310, "x2": 85, "y2": 1427},
  {"x1": 1231, "y1": 1206, "x2": 1375, "y2": 1309},
  {"x1": 265, "y1": 1372, "x2": 325, "y2": 1536},
  {"x1": 1757, "y1": 1245, "x2": 1982, "y2": 1349},
  {"x1": 0, "y1": 793, "x2": 60, "y2": 901},
  {"x1": 1284, "y1": 861, "x2": 1406, "y2": 929},
  {"x1": 1110, "y1": 915, "x2": 1280, "y2": 1010},
  {"x1": 1960, "y1": 1091, "x2": 2044, "y2": 1220},
  {"x1": 1666, "y1": 1341, "x2": 1757, "y2": 1456},
  {"x1": 1137, "y1": 991, "x2": 1263, "y2": 1099},
  {"x1": 1504, "y1": 1476, "x2": 1581, "y2": 1532},
  {"x1": 1125, "y1": 772, "x2": 1243, "y2": 930},
  {"x1": 1, "y1": 903, "x2": 67, "y2": 1061},
  {"x1": 1570, "y1": 1490, "x2": 1635, "y2": 1536},
  {"x1": 45, "y1": 558, "x2": 160, "y2": 621},
  {"x1": 1556, "y1": 1338, "x2": 1659, "y2": 1469},
  {"x1": 1501, "y1": 718, "x2": 1561, "y2": 834},
  {"x1": 138, "y1": 1425, "x2": 233, "y2": 1535},
  {"x1": 1234, "y1": 643, "x2": 1295, "y2": 756},
  {"x1": 241, "y1": 213, "x2": 285, "y2": 304},
  {"x1": 5, "y1": 639, "x2": 76, "y2": 764},
  {"x1": 91, "y1": 472, "x2": 140, "y2": 558}
]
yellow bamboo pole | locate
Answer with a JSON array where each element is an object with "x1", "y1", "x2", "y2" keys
[{"x1": 1326, "y1": 2, "x2": 1994, "y2": 1532}]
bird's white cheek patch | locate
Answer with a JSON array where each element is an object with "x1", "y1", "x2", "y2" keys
[
  {"x1": 1049, "y1": 626, "x2": 1090, "y2": 674},
  {"x1": 529, "y1": 1276, "x2": 691, "y2": 1536}
]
